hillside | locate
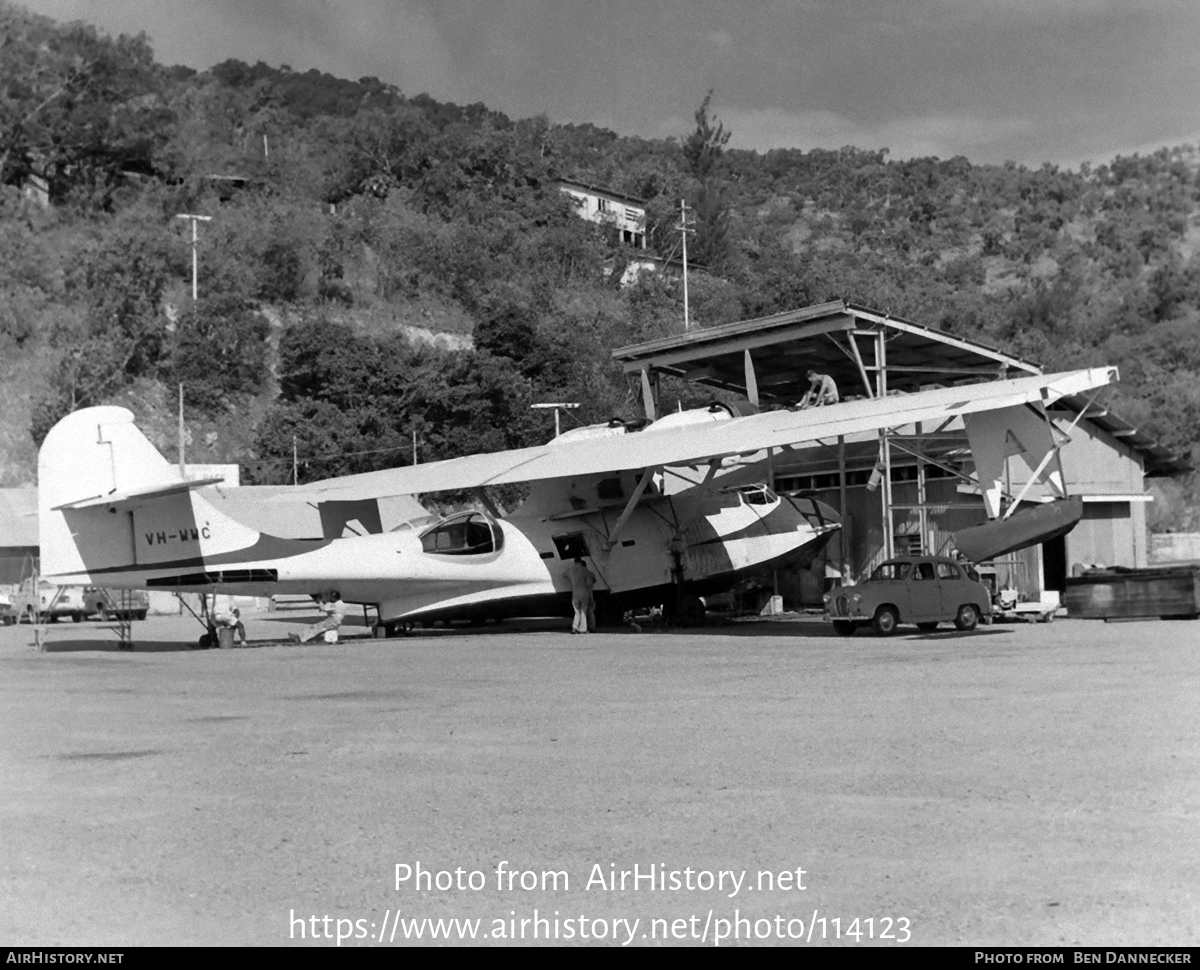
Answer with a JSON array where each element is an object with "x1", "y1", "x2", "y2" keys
[{"x1": 2, "y1": 2, "x2": 1200, "y2": 523}]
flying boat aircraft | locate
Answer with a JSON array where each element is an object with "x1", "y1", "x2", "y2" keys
[{"x1": 37, "y1": 367, "x2": 1117, "y2": 635}]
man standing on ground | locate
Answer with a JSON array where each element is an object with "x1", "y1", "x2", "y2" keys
[{"x1": 566, "y1": 557, "x2": 597, "y2": 634}]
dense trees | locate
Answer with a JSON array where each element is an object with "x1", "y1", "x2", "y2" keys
[{"x1": 4, "y1": 6, "x2": 1200, "y2": 520}]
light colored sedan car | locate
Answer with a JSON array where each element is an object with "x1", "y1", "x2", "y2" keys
[{"x1": 824, "y1": 556, "x2": 991, "y2": 636}]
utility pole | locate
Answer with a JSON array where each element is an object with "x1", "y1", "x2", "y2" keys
[
  {"x1": 531, "y1": 402, "x2": 579, "y2": 438},
  {"x1": 175, "y1": 213, "x2": 212, "y2": 302},
  {"x1": 292, "y1": 435, "x2": 298, "y2": 486},
  {"x1": 178, "y1": 383, "x2": 186, "y2": 477},
  {"x1": 678, "y1": 199, "x2": 694, "y2": 331}
]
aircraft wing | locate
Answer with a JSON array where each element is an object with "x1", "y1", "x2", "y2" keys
[{"x1": 297, "y1": 367, "x2": 1117, "y2": 500}]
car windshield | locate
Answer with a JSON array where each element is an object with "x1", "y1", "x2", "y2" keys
[{"x1": 870, "y1": 561, "x2": 910, "y2": 581}]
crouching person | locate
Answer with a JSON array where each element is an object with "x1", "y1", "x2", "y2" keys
[
  {"x1": 213, "y1": 607, "x2": 247, "y2": 647},
  {"x1": 290, "y1": 590, "x2": 349, "y2": 643}
]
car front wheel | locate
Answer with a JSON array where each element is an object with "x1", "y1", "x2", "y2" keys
[
  {"x1": 954, "y1": 604, "x2": 979, "y2": 631},
  {"x1": 872, "y1": 606, "x2": 899, "y2": 637}
]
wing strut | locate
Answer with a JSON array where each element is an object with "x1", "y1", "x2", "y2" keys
[
  {"x1": 1002, "y1": 398, "x2": 1100, "y2": 517},
  {"x1": 604, "y1": 467, "x2": 658, "y2": 550},
  {"x1": 640, "y1": 368, "x2": 657, "y2": 421},
  {"x1": 1003, "y1": 449, "x2": 1061, "y2": 518}
]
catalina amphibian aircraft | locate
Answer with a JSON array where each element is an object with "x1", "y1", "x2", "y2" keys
[{"x1": 38, "y1": 367, "x2": 1117, "y2": 634}]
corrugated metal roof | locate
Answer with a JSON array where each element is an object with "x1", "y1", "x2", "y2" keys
[
  {"x1": 613, "y1": 300, "x2": 1041, "y2": 399},
  {"x1": 1051, "y1": 397, "x2": 1190, "y2": 477},
  {"x1": 612, "y1": 299, "x2": 1187, "y2": 476}
]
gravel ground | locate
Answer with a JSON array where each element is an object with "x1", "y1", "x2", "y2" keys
[{"x1": 1, "y1": 609, "x2": 1197, "y2": 947}]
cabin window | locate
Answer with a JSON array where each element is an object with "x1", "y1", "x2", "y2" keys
[
  {"x1": 911, "y1": 562, "x2": 936, "y2": 581},
  {"x1": 552, "y1": 533, "x2": 589, "y2": 560},
  {"x1": 420, "y1": 513, "x2": 502, "y2": 556},
  {"x1": 597, "y1": 477, "x2": 625, "y2": 500}
]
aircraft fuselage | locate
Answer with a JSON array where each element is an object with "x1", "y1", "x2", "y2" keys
[{"x1": 55, "y1": 482, "x2": 838, "y2": 627}]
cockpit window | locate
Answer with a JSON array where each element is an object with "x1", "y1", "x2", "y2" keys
[
  {"x1": 721, "y1": 484, "x2": 778, "y2": 506},
  {"x1": 740, "y1": 484, "x2": 777, "y2": 506},
  {"x1": 419, "y1": 512, "x2": 502, "y2": 556}
]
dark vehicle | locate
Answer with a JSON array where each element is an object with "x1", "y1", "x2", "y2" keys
[
  {"x1": 824, "y1": 556, "x2": 991, "y2": 636},
  {"x1": 84, "y1": 587, "x2": 149, "y2": 621}
]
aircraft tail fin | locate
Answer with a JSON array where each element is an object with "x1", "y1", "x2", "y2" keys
[{"x1": 38, "y1": 407, "x2": 258, "y2": 582}]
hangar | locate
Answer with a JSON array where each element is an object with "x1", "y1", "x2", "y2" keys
[
  {"x1": 614, "y1": 300, "x2": 1186, "y2": 604},
  {"x1": 0, "y1": 488, "x2": 38, "y2": 585}
]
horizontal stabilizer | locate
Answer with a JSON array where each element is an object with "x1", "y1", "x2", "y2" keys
[{"x1": 53, "y1": 476, "x2": 225, "y2": 511}]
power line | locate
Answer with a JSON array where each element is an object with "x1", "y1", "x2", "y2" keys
[{"x1": 246, "y1": 442, "x2": 415, "y2": 468}]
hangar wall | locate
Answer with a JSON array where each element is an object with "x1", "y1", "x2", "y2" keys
[
  {"x1": 0, "y1": 488, "x2": 38, "y2": 586},
  {"x1": 775, "y1": 411, "x2": 1151, "y2": 606},
  {"x1": 1054, "y1": 419, "x2": 1150, "y2": 572}
]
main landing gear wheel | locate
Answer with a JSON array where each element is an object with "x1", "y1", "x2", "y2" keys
[
  {"x1": 872, "y1": 606, "x2": 899, "y2": 637},
  {"x1": 594, "y1": 597, "x2": 625, "y2": 629},
  {"x1": 954, "y1": 604, "x2": 979, "y2": 632},
  {"x1": 832, "y1": 620, "x2": 856, "y2": 637},
  {"x1": 673, "y1": 594, "x2": 707, "y2": 628}
]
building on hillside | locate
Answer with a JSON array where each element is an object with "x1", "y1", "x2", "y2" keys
[
  {"x1": 557, "y1": 178, "x2": 647, "y2": 249},
  {"x1": 613, "y1": 301, "x2": 1188, "y2": 607},
  {"x1": 556, "y1": 179, "x2": 700, "y2": 287}
]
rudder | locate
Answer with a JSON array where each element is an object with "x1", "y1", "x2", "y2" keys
[{"x1": 38, "y1": 407, "x2": 256, "y2": 582}]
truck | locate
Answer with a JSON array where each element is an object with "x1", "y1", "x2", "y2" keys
[
  {"x1": 13, "y1": 579, "x2": 91, "y2": 623},
  {"x1": 84, "y1": 587, "x2": 149, "y2": 621}
]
